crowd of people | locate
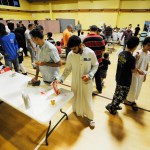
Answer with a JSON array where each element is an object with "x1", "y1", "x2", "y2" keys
[{"x1": 0, "y1": 20, "x2": 150, "y2": 128}]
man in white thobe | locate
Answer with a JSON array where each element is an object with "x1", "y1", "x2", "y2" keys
[
  {"x1": 126, "y1": 37, "x2": 150, "y2": 111},
  {"x1": 59, "y1": 35, "x2": 98, "y2": 127}
]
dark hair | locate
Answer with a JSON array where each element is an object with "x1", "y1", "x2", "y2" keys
[
  {"x1": 104, "y1": 52, "x2": 109, "y2": 59},
  {"x1": 30, "y1": 29, "x2": 44, "y2": 39},
  {"x1": 47, "y1": 32, "x2": 52, "y2": 38},
  {"x1": 19, "y1": 20, "x2": 22, "y2": 24},
  {"x1": 36, "y1": 25, "x2": 44, "y2": 31},
  {"x1": 143, "y1": 36, "x2": 150, "y2": 46},
  {"x1": 67, "y1": 35, "x2": 81, "y2": 48},
  {"x1": 28, "y1": 23, "x2": 34, "y2": 28},
  {"x1": 6, "y1": 20, "x2": 10, "y2": 24},
  {"x1": 97, "y1": 28, "x2": 102, "y2": 33},
  {"x1": 0, "y1": 23, "x2": 7, "y2": 35},
  {"x1": 7, "y1": 22, "x2": 14, "y2": 31},
  {"x1": 34, "y1": 20, "x2": 38, "y2": 25},
  {"x1": 81, "y1": 31, "x2": 84, "y2": 35},
  {"x1": 56, "y1": 41, "x2": 60, "y2": 46},
  {"x1": 126, "y1": 36, "x2": 139, "y2": 49},
  {"x1": 90, "y1": 25, "x2": 98, "y2": 32}
]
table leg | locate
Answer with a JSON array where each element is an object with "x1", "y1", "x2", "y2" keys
[
  {"x1": 60, "y1": 108, "x2": 68, "y2": 120},
  {"x1": 45, "y1": 121, "x2": 52, "y2": 145},
  {"x1": 45, "y1": 109, "x2": 68, "y2": 145}
]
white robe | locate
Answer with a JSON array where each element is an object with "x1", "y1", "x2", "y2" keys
[
  {"x1": 127, "y1": 50, "x2": 150, "y2": 102},
  {"x1": 61, "y1": 47, "x2": 98, "y2": 120}
]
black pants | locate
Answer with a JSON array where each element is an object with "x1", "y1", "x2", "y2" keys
[
  {"x1": 23, "y1": 46, "x2": 28, "y2": 56},
  {"x1": 112, "y1": 84, "x2": 130, "y2": 107},
  {"x1": 94, "y1": 66, "x2": 102, "y2": 93},
  {"x1": 123, "y1": 40, "x2": 128, "y2": 50},
  {"x1": 78, "y1": 30, "x2": 81, "y2": 36}
]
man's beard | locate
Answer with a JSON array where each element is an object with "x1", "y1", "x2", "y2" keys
[{"x1": 78, "y1": 47, "x2": 83, "y2": 54}]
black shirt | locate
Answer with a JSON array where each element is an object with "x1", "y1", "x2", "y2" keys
[
  {"x1": 116, "y1": 51, "x2": 135, "y2": 86},
  {"x1": 134, "y1": 27, "x2": 140, "y2": 36},
  {"x1": 101, "y1": 59, "x2": 111, "y2": 70}
]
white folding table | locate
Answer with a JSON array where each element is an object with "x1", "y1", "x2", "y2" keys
[{"x1": 0, "y1": 71, "x2": 74, "y2": 145}]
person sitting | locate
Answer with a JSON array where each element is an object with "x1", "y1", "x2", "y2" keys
[{"x1": 55, "y1": 41, "x2": 62, "y2": 54}]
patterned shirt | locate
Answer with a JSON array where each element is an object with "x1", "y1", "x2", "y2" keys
[{"x1": 83, "y1": 34, "x2": 105, "y2": 63}]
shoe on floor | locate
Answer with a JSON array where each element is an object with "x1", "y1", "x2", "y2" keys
[
  {"x1": 124, "y1": 100, "x2": 138, "y2": 111},
  {"x1": 106, "y1": 104, "x2": 117, "y2": 115},
  {"x1": 89, "y1": 120, "x2": 95, "y2": 128},
  {"x1": 22, "y1": 73, "x2": 27, "y2": 75},
  {"x1": 131, "y1": 102, "x2": 138, "y2": 111},
  {"x1": 84, "y1": 117, "x2": 95, "y2": 128}
]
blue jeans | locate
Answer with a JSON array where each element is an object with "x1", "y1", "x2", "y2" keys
[{"x1": 5, "y1": 58, "x2": 20, "y2": 72}]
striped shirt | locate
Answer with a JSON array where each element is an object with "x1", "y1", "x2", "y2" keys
[
  {"x1": 140, "y1": 31, "x2": 148, "y2": 42},
  {"x1": 83, "y1": 34, "x2": 105, "y2": 63}
]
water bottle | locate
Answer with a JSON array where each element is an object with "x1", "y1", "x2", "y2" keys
[{"x1": 22, "y1": 92, "x2": 31, "y2": 109}]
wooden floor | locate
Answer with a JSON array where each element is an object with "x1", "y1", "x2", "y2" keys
[{"x1": 0, "y1": 33, "x2": 150, "y2": 150}]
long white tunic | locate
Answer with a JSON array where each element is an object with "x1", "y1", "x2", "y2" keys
[
  {"x1": 127, "y1": 50, "x2": 150, "y2": 102},
  {"x1": 61, "y1": 47, "x2": 98, "y2": 120}
]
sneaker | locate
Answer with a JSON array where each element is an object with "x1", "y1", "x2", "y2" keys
[
  {"x1": 131, "y1": 102, "x2": 138, "y2": 111},
  {"x1": 105, "y1": 104, "x2": 117, "y2": 115},
  {"x1": 22, "y1": 73, "x2": 27, "y2": 75},
  {"x1": 84, "y1": 117, "x2": 95, "y2": 128},
  {"x1": 124, "y1": 100, "x2": 138, "y2": 111},
  {"x1": 89, "y1": 120, "x2": 95, "y2": 128}
]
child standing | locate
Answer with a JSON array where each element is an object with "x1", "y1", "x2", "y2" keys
[
  {"x1": 100, "y1": 52, "x2": 111, "y2": 86},
  {"x1": 105, "y1": 37, "x2": 144, "y2": 115}
]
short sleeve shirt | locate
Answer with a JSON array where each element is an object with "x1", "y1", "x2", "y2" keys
[
  {"x1": 116, "y1": 51, "x2": 136, "y2": 86},
  {"x1": 37, "y1": 41, "x2": 60, "y2": 82}
]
